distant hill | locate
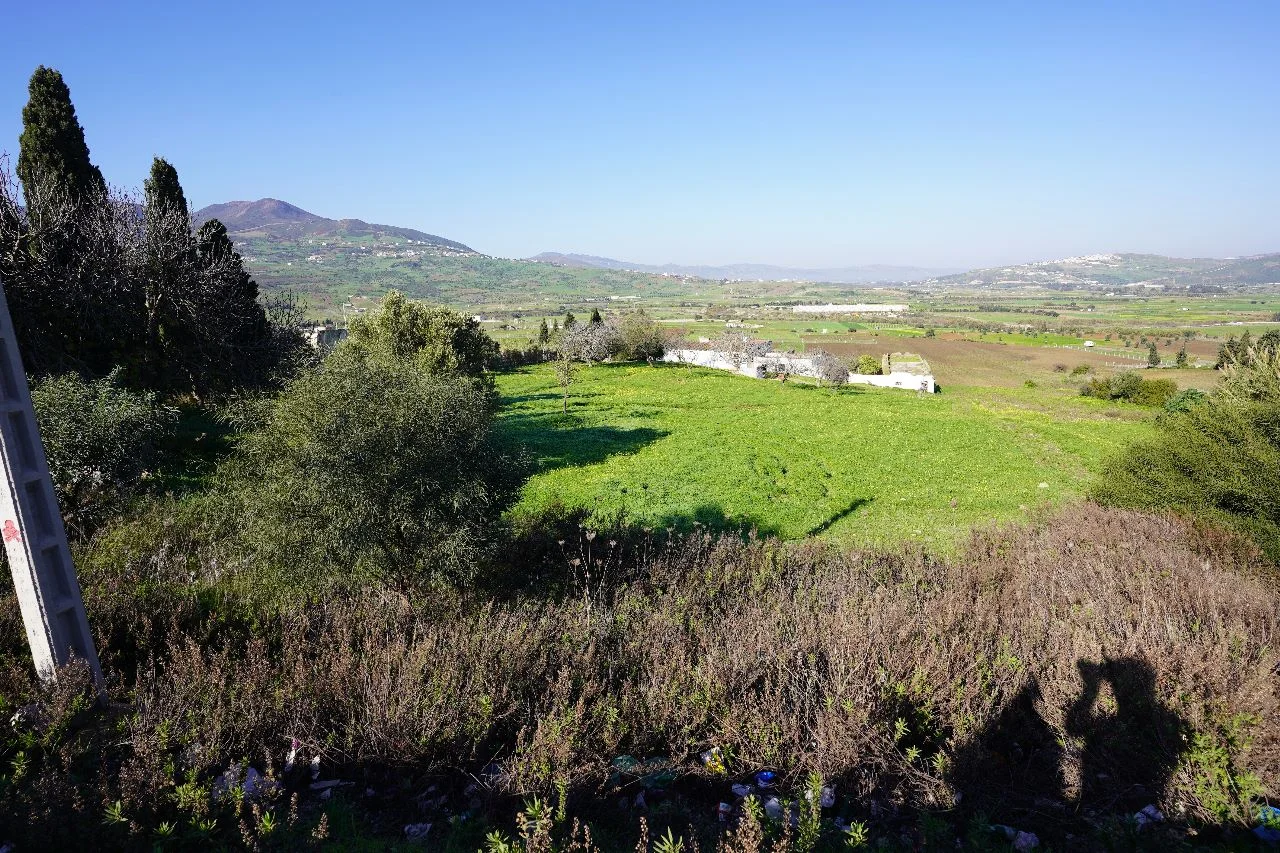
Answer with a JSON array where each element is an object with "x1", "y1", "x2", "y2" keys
[
  {"x1": 928, "y1": 252, "x2": 1280, "y2": 291},
  {"x1": 192, "y1": 199, "x2": 856, "y2": 311},
  {"x1": 193, "y1": 198, "x2": 475, "y2": 252},
  {"x1": 528, "y1": 252, "x2": 961, "y2": 283}
]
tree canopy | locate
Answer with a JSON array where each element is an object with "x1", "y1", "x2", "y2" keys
[
  {"x1": 17, "y1": 66, "x2": 105, "y2": 205},
  {"x1": 346, "y1": 291, "x2": 498, "y2": 382}
]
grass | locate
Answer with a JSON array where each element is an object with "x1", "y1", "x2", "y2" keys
[{"x1": 497, "y1": 362, "x2": 1154, "y2": 550}]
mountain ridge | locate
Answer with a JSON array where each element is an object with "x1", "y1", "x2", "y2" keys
[{"x1": 193, "y1": 198, "x2": 475, "y2": 252}]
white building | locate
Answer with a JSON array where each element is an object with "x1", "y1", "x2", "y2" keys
[
  {"x1": 662, "y1": 349, "x2": 935, "y2": 393},
  {"x1": 792, "y1": 304, "x2": 909, "y2": 314}
]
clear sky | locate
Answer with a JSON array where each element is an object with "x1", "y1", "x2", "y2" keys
[{"x1": 2, "y1": 1, "x2": 1276, "y2": 269}]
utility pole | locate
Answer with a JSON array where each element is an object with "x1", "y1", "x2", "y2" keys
[{"x1": 0, "y1": 277, "x2": 102, "y2": 687}]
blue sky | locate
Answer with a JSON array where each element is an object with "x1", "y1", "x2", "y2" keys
[{"x1": 2, "y1": 1, "x2": 1276, "y2": 268}]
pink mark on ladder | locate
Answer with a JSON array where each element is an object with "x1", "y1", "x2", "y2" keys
[{"x1": 2, "y1": 520, "x2": 20, "y2": 544}]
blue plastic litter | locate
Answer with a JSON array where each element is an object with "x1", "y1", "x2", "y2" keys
[
  {"x1": 755, "y1": 770, "x2": 776, "y2": 789},
  {"x1": 1256, "y1": 805, "x2": 1280, "y2": 845}
]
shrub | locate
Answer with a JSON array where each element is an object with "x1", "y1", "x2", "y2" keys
[
  {"x1": 6, "y1": 503, "x2": 1269, "y2": 848},
  {"x1": 1080, "y1": 372, "x2": 1176, "y2": 406},
  {"x1": 30, "y1": 369, "x2": 176, "y2": 535},
  {"x1": 1164, "y1": 387, "x2": 1208, "y2": 412},
  {"x1": 221, "y1": 348, "x2": 525, "y2": 592},
  {"x1": 854, "y1": 354, "x2": 882, "y2": 375},
  {"x1": 1092, "y1": 373, "x2": 1280, "y2": 560},
  {"x1": 616, "y1": 311, "x2": 666, "y2": 361},
  {"x1": 1070, "y1": 364, "x2": 1091, "y2": 376},
  {"x1": 1131, "y1": 377, "x2": 1177, "y2": 407},
  {"x1": 346, "y1": 289, "x2": 498, "y2": 382}
]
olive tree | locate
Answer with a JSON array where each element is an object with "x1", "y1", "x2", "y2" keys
[
  {"x1": 225, "y1": 348, "x2": 524, "y2": 591},
  {"x1": 347, "y1": 290, "x2": 498, "y2": 382},
  {"x1": 855, "y1": 355, "x2": 882, "y2": 375},
  {"x1": 616, "y1": 310, "x2": 666, "y2": 361}
]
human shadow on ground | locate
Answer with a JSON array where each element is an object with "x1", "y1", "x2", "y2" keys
[{"x1": 948, "y1": 656, "x2": 1188, "y2": 840}]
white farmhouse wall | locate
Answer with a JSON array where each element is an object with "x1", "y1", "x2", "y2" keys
[
  {"x1": 846, "y1": 371, "x2": 934, "y2": 393},
  {"x1": 663, "y1": 349, "x2": 935, "y2": 393},
  {"x1": 792, "y1": 304, "x2": 909, "y2": 314},
  {"x1": 663, "y1": 349, "x2": 759, "y2": 377}
]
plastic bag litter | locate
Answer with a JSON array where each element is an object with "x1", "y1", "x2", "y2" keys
[
  {"x1": 991, "y1": 825, "x2": 1039, "y2": 851},
  {"x1": 1134, "y1": 804, "x2": 1164, "y2": 828},
  {"x1": 717, "y1": 802, "x2": 733, "y2": 822},
  {"x1": 755, "y1": 770, "x2": 776, "y2": 789},
  {"x1": 763, "y1": 797, "x2": 783, "y2": 821},
  {"x1": 1013, "y1": 832, "x2": 1040, "y2": 852},
  {"x1": 404, "y1": 822, "x2": 432, "y2": 842},
  {"x1": 730, "y1": 783, "x2": 753, "y2": 798},
  {"x1": 804, "y1": 784, "x2": 836, "y2": 808},
  {"x1": 1256, "y1": 805, "x2": 1280, "y2": 845},
  {"x1": 284, "y1": 738, "x2": 300, "y2": 773},
  {"x1": 701, "y1": 747, "x2": 726, "y2": 774},
  {"x1": 212, "y1": 764, "x2": 277, "y2": 803}
]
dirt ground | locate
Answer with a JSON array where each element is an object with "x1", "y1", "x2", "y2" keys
[{"x1": 807, "y1": 337, "x2": 1223, "y2": 390}]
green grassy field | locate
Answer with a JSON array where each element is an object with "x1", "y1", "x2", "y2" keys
[{"x1": 496, "y1": 362, "x2": 1154, "y2": 551}]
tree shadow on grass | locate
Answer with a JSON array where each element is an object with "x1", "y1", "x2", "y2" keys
[
  {"x1": 805, "y1": 497, "x2": 872, "y2": 536},
  {"x1": 488, "y1": 500, "x2": 780, "y2": 601},
  {"x1": 496, "y1": 412, "x2": 669, "y2": 473},
  {"x1": 651, "y1": 503, "x2": 782, "y2": 539}
]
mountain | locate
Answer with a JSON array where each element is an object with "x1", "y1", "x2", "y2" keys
[
  {"x1": 193, "y1": 198, "x2": 475, "y2": 252},
  {"x1": 926, "y1": 252, "x2": 1280, "y2": 291},
  {"x1": 527, "y1": 252, "x2": 962, "y2": 283}
]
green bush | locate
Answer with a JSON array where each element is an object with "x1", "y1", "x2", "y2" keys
[
  {"x1": 1130, "y1": 377, "x2": 1177, "y2": 407},
  {"x1": 1164, "y1": 387, "x2": 1208, "y2": 412},
  {"x1": 345, "y1": 290, "x2": 498, "y2": 382},
  {"x1": 1080, "y1": 372, "x2": 1176, "y2": 407},
  {"x1": 616, "y1": 310, "x2": 666, "y2": 361},
  {"x1": 222, "y1": 348, "x2": 525, "y2": 592},
  {"x1": 1092, "y1": 402, "x2": 1280, "y2": 560},
  {"x1": 30, "y1": 370, "x2": 176, "y2": 534},
  {"x1": 854, "y1": 354, "x2": 882, "y2": 375}
]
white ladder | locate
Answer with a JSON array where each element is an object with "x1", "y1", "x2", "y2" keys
[{"x1": 0, "y1": 277, "x2": 102, "y2": 687}]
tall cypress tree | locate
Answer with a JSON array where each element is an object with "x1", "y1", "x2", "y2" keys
[
  {"x1": 16, "y1": 66, "x2": 106, "y2": 206},
  {"x1": 192, "y1": 218, "x2": 270, "y2": 394},
  {"x1": 143, "y1": 157, "x2": 193, "y2": 388},
  {"x1": 144, "y1": 158, "x2": 189, "y2": 222}
]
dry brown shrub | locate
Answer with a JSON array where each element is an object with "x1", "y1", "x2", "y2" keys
[{"x1": 11, "y1": 502, "x2": 1273, "y2": 841}]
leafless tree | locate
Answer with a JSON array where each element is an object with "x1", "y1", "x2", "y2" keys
[
  {"x1": 811, "y1": 351, "x2": 850, "y2": 388},
  {"x1": 559, "y1": 320, "x2": 622, "y2": 364},
  {"x1": 715, "y1": 331, "x2": 767, "y2": 370}
]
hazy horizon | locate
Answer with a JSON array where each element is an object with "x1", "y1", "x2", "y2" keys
[{"x1": 4, "y1": 1, "x2": 1277, "y2": 270}]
